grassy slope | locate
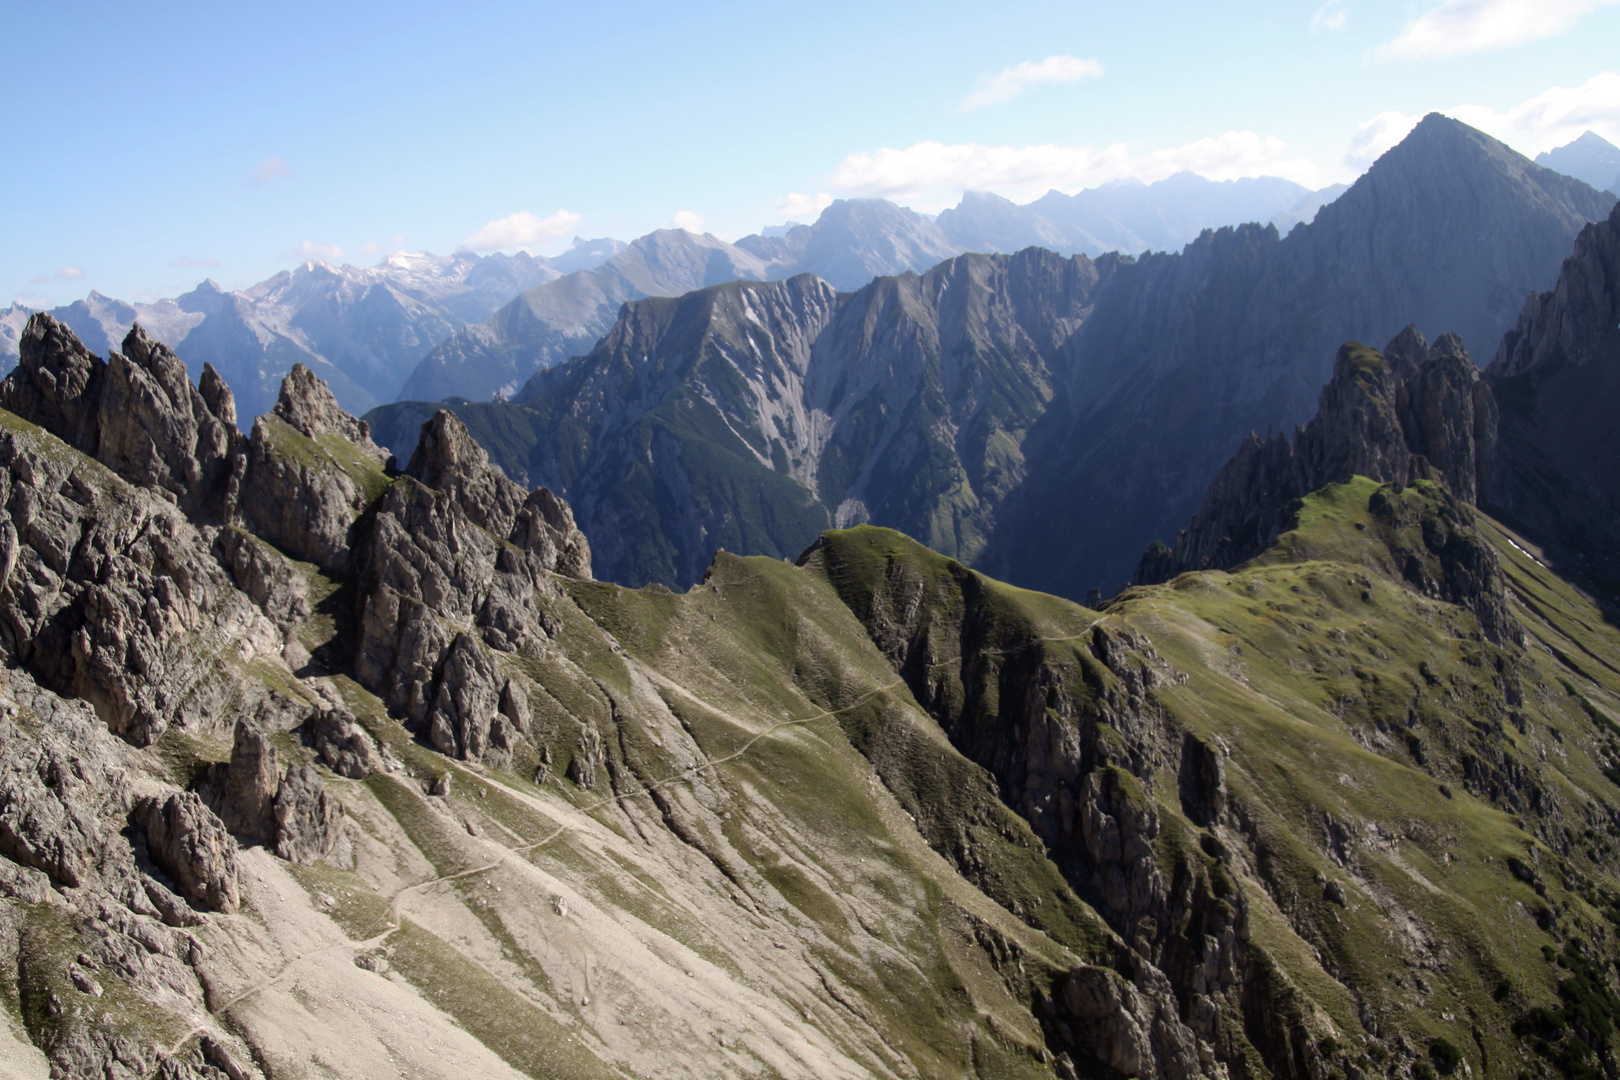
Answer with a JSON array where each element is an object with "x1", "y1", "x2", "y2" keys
[{"x1": 799, "y1": 477, "x2": 1620, "y2": 1080}]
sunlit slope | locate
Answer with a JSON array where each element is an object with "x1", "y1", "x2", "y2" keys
[{"x1": 802, "y1": 477, "x2": 1620, "y2": 1080}]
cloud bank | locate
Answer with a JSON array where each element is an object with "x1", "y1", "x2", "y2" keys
[
  {"x1": 822, "y1": 130, "x2": 1319, "y2": 210},
  {"x1": 1378, "y1": 0, "x2": 1619, "y2": 60},
  {"x1": 27, "y1": 266, "x2": 84, "y2": 285},
  {"x1": 288, "y1": 241, "x2": 344, "y2": 263},
  {"x1": 671, "y1": 210, "x2": 705, "y2": 233},
  {"x1": 961, "y1": 56, "x2": 1103, "y2": 110},
  {"x1": 462, "y1": 210, "x2": 582, "y2": 253},
  {"x1": 1450, "y1": 70, "x2": 1620, "y2": 154}
]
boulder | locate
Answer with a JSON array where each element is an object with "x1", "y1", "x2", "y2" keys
[{"x1": 305, "y1": 707, "x2": 376, "y2": 779}]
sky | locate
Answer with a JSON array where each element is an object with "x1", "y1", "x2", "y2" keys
[{"x1": 4, "y1": 0, "x2": 1620, "y2": 306}]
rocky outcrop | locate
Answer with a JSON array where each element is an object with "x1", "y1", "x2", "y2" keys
[
  {"x1": 1136, "y1": 327, "x2": 1499, "y2": 586},
  {"x1": 0, "y1": 416, "x2": 284, "y2": 744},
  {"x1": 0, "y1": 313, "x2": 106, "y2": 453},
  {"x1": 406, "y1": 409, "x2": 525, "y2": 534},
  {"x1": 0, "y1": 687, "x2": 129, "y2": 889},
  {"x1": 353, "y1": 410, "x2": 591, "y2": 765},
  {"x1": 135, "y1": 792, "x2": 240, "y2": 913},
  {"x1": 198, "y1": 718, "x2": 345, "y2": 863},
  {"x1": 200, "y1": 720, "x2": 282, "y2": 845},
  {"x1": 235, "y1": 364, "x2": 391, "y2": 570},
  {"x1": 304, "y1": 706, "x2": 377, "y2": 779},
  {"x1": 0, "y1": 316, "x2": 243, "y2": 522},
  {"x1": 95, "y1": 325, "x2": 240, "y2": 518},
  {"x1": 273, "y1": 361, "x2": 376, "y2": 446},
  {"x1": 272, "y1": 764, "x2": 341, "y2": 865},
  {"x1": 211, "y1": 526, "x2": 311, "y2": 631}
]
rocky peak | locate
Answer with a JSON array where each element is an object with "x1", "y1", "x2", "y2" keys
[
  {"x1": 0, "y1": 315, "x2": 242, "y2": 521},
  {"x1": 1137, "y1": 325, "x2": 1499, "y2": 586},
  {"x1": 97, "y1": 323, "x2": 241, "y2": 515},
  {"x1": 398, "y1": 409, "x2": 590, "y2": 575},
  {"x1": 0, "y1": 313, "x2": 106, "y2": 453},
  {"x1": 272, "y1": 361, "x2": 375, "y2": 446},
  {"x1": 405, "y1": 408, "x2": 528, "y2": 538}
]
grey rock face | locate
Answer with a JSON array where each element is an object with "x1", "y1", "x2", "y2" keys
[
  {"x1": 1, "y1": 317, "x2": 243, "y2": 522},
  {"x1": 273, "y1": 361, "x2": 376, "y2": 446},
  {"x1": 425, "y1": 633, "x2": 501, "y2": 762},
  {"x1": 136, "y1": 792, "x2": 240, "y2": 913},
  {"x1": 212, "y1": 526, "x2": 311, "y2": 630},
  {"x1": 236, "y1": 363, "x2": 391, "y2": 570},
  {"x1": 305, "y1": 707, "x2": 376, "y2": 779},
  {"x1": 1485, "y1": 201, "x2": 1620, "y2": 598},
  {"x1": 201, "y1": 720, "x2": 281, "y2": 845},
  {"x1": 405, "y1": 409, "x2": 592, "y2": 577},
  {"x1": 198, "y1": 717, "x2": 347, "y2": 862},
  {"x1": 0, "y1": 313, "x2": 105, "y2": 453},
  {"x1": 1135, "y1": 327, "x2": 1498, "y2": 585},
  {"x1": 406, "y1": 409, "x2": 527, "y2": 536},
  {"x1": 0, "y1": 689, "x2": 127, "y2": 888},
  {"x1": 272, "y1": 764, "x2": 341, "y2": 865},
  {"x1": 0, "y1": 422, "x2": 280, "y2": 745},
  {"x1": 352, "y1": 411, "x2": 590, "y2": 765},
  {"x1": 96, "y1": 325, "x2": 240, "y2": 517}
]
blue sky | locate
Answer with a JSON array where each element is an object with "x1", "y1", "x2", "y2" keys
[{"x1": 5, "y1": 0, "x2": 1619, "y2": 306}]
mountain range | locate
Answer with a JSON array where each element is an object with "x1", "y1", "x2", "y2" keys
[
  {"x1": 399, "y1": 174, "x2": 1327, "y2": 404},
  {"x1": 1536, "y1": 130, "x2": 1620, "y2": 194},
  {"x1": 6, "y1": 173, "x2": 1336, "y2": 425},
  {"x1": 368, "y1": 114, "x2": 1618, "y2": 602},
  {"x1": 0, "y1": 173, "x2": 1618, "y2": 1077},
  {"x1": 0, "y1": 240, "x2": 627, "y2": 422}
]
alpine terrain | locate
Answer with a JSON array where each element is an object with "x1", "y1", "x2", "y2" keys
[
  {"x1": 369, "y1": 115, "x2": 1617, "y2": 600},
  {"x1": 0, "y1": 146, "x2": 1616, "y2": 1080}
]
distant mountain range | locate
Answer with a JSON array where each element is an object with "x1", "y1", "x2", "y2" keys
[
  {"x1": 0, "y1": 240, "x2": 626, "y2": 421},
  {"x1": 1536, "y1": 130, "x2": 1620, "y2": 193},
  {"x1": 6, "y1": 173, "x2": 1343, "y2": 422},
  {"x1": 400, "y1": 173, "x2": 1330, "y2": 404},
  {"x1": 367, "y1": 114, "x2": 1618, "y2": 599}
]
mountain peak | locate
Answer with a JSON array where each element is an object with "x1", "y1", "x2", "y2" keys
[{"x1": 1535, "y1": 128, "x2": 1620, "y2": 190}]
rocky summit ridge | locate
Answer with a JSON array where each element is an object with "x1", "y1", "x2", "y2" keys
[{"x1": 0, "y1": 296, "x2": 1619, "y2": 1080}]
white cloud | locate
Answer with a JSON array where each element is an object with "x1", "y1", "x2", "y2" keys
[
  {"x1": 288, "y1": 241, "x2": 344, "y2": 263},
  {"x1": 821, "y1": 131, "x2": 1322, "y2": 211},
  {"x1": 1377, "y1": 0, "x2": 1619, "y2": 60},
  {"x1": 776, "y1": 192, "x2": 833, "y2": 221},
  {"x1": 1345, "y1": 111, "x2": 1422, "y2": 165},
  {"x1": 962, "y1": 55, "x2": 1103, "y2": 110},
  {"x1": 252, "y1": 155, "x2": 289, "y2": 185},
  {"x1": 671, "y1": 210, "x2": 705, "y2": 233},
  {"x1": 1310, "y1": 1, "x2": 1349, "y2": 32},
  {"x1": 360, "y1": 233, "x2": 407, "y2": 257},
  {"x1": 1449, "y1": 70, "x2": 1620, "y2": 155},
  {"x1": 28, "y1": 266, "x2": 84, "y2": 285},
  {"x1": 462, "y1": 210, "x2": 581, "y2": 253}
]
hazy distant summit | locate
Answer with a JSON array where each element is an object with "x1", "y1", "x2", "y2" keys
[
  {"x1": 0, "y1": 240, "x2": 628, "y2": 421},
  {"x1": 1535, "y1": 130, "x2": 1620, "y2": 193}
]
